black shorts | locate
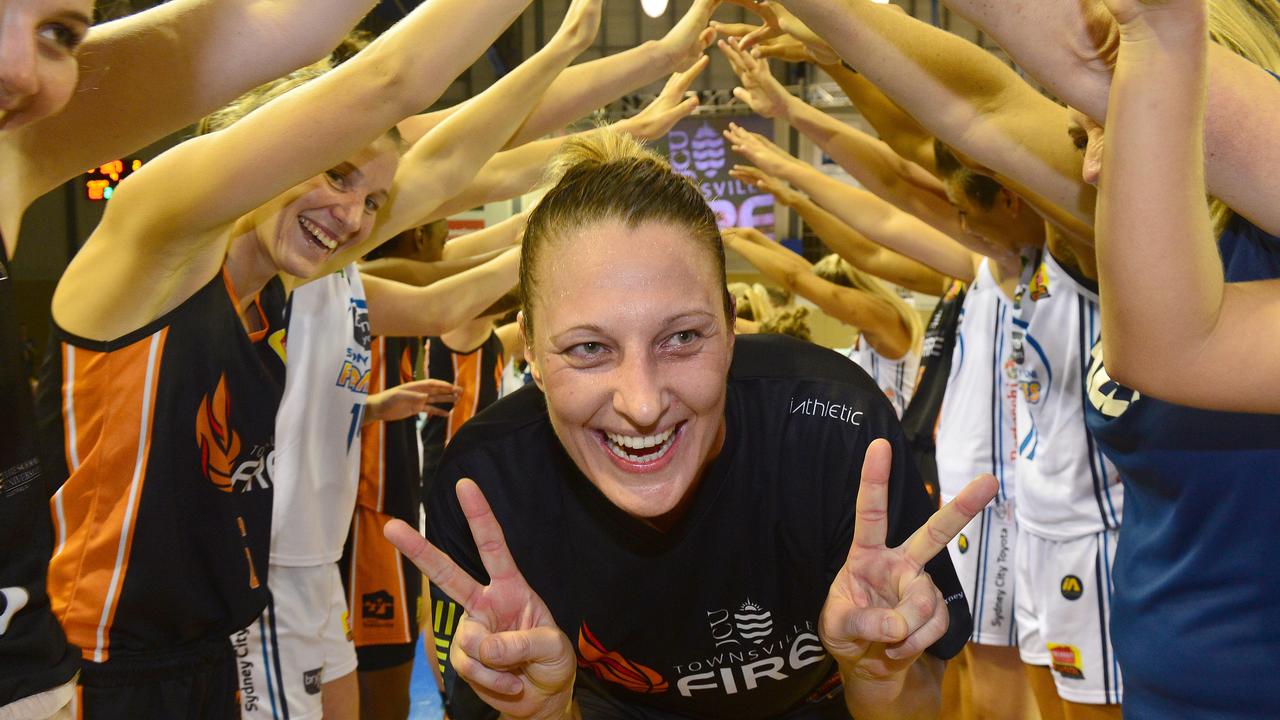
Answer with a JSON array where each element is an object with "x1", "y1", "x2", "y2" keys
[{"x1": 76, "y1": 640, "x2": 238, "y2": 720}]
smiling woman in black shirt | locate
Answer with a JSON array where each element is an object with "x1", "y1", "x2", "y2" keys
[{"x1": 386, "y1": 130, "x2": 997, "y2": 720}]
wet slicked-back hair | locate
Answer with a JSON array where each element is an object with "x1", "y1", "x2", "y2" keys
[{"x1": 520, "y1": 129, "x2": 730, "y2": 337}]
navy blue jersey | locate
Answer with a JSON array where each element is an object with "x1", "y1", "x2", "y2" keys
[
  {"x1": 428, "y1": 335, "x2": 970, "y2": 719},
  {"x1": 1085, "y1": 214, "x2": 1280, "y2": 719}
]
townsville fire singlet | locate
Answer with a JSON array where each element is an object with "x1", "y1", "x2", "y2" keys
[
  {"x1": 1085, "y1": 212, "x2": 1280, "y2": 719},
  {"x1": 934, "y1": 259, "x2": 1017, "y2": 504},
  {"x1": 844, "y1": 339, "x2": 920, "y2": 419},
  {"x1": 427, "y1": 335, "x2": 970, "y2": 720},
  {"x1": 269, "y1": 264, "x2": 370, "y2": 566},
  {"x1": 1012, "y1": 250, "x2": 1121, "y2": 540},
  {"x1": 343, "y1": 334, "x2": 423, "y2": 650},
  {"x1": 899, "y1": 280, "x2": 966, "y2": 503},
  {"x1": 38, "y1": 269, "x2": 279, "y2": 666},
  {"x1": 0, "y1": 241, "x2": 79, "y2": 706},
  {"x1": 419, "y1": 331, "x2": 504, "y2": 490}
]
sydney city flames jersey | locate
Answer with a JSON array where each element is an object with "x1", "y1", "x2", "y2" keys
[
  {"x1": 420, "y1": 331, "x2": 504, "y2": 489},
  {"x1": 269, "y1": 264, "x2": 370, "y2": 566},
  {"x1": 934, "y1": 259, "x2": 1017, "y2": 505},
  {"x1": 38, "y1": 270, "x2": 279, "y2": 666},
  {"x1": 1012, "y1": 251, "x2": 1121, "y2": 540},
  {"x1": 427, "y1": 335, "x2": 969, "y2": 719}
]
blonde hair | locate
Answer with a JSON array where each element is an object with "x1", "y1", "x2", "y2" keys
[
  {"x1": 758, "y1": 306, "x2": 812, "y2": 341},
  {"x1": 520, "y1": 129, "x2": 729, "y2": 336},
  {"x1": 1207, "y1": 0, "x2": 1280, "y2": 234},
  {"x1": 812, "y1": 254, "x2": 923, "y2": 350}
]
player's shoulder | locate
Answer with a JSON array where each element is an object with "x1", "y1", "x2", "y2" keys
[{"x1": 439, "y1": 384, "x2": 552, "y2": 464}]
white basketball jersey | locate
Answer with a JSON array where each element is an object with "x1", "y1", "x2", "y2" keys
[
  {"x1": 270, "y1": 264, "x2": 370, "y2": 565},
  {"x1": 935, "y1": 259, "x2": 1018, "y2": 504},
  {"x1": 844, "y1": 339, "x2": 920, "y2": 419},
  {"x1": 1012, "y1": 252, "x2": 1122, "y2": 540}
]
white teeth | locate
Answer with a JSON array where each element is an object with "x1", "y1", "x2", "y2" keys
[
  {"x1": 300, "y1": 217, "x2": 337, "y2": 250},
  {"x1": 605, "y1": 427, "x2": 673, "y2": 449},
  {"x1": 603, "y1": 427, "x2": 678, "y2": 464}
]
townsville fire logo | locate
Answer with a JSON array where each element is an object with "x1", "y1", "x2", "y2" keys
[
  {"x1": 734, "y1": 600, "x2": 773, "y2": 645},
  {"x1": 196, "y1": 375, "x2": 242, "y2": 492},
  {"x1": 577, "y1": 623, "x2": 668, "y2": 694}
]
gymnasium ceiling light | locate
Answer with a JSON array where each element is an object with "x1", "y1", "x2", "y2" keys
[{"x1": 642, "y1": 0, "x2": 669, "y2": 19}]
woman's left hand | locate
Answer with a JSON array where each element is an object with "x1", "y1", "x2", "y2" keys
[
  {"x1": 820, "y1": 439, "x2": 997, "y2": 681},
  {"x1": 364, "y1": 379, "x2": 461, "y2": 424}
]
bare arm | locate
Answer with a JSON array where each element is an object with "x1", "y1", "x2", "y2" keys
[
  {"x1": 1094, "y1": 0, "x2": 1280, "y2": 412},
  {"x1": 724, "y1": 228, "x2": 913, "y2": 358},
  {"x1": 725, "y1": 125, "x2": 977, "y2": 282},
  {"x1": 364, "y1": 248, "x2": 519, "y2": 338},
  {"x1": 945, "y1": 0, "x2": 1280, "y2": 234},
  {"x1": 495, "y1": 322, "x2": 524, "y2": 364},
  {"x1": 358, "y1": 248, "x2": 508, "y2": 286},
  {"x1": 761, "y1": 0, "x2": 1095, "y2": 226},
  {"x1": 440, "y1": 215, "x2": 526, "y2": 261},
  {"x1": 14, "y1": 0, "x2": 381, "y2": 201}
]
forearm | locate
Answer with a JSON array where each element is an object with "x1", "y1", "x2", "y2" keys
[
  {"x1": 366, "y1": 249, "x2": 520, "y2": 337},
  {"x1": 783, "y1": 163, "x2": 976, "y2": 282},
  {"x1": 1097, "y1": 12, "x2": 1217, "y2": 388},
  {"x1": 441, "y1": 215, "x2": 526, "y2": 260},
  {"x1": 430, "y1": 139, "x2": 567, "y2": 220},
  {"x1": 842, "y1": 656, "x2": 942, "y2": 720},
  {"x1": 732, "y1": 240, "x2": 812, "y2": 293},
  {"x1": 17, "y1": 0, "x2": 380, "y2": 197},
  {"x1": 794, "y1": 198, "x2": 949, "y2": 296},
  {"x1": 780, "y1": 0, "x2": 1093, "y2": 224},
  {"x1": 816, "y1": 62, "x2": 935, "y2": 173},
  {"x1": 358, "y1": 249, "x2": 507, "y2": 286}
]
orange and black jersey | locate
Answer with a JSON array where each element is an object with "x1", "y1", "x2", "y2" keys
[
  {"x1": 420, "y1": 331, "x2": 503, "y2": 491},
  {"x1": 0, "y1": 241, "x2": 78, "y2": 704},
  {"x1": 357, "y1": 335, "x2": 422, "y2": 521},
  {"x1": 428, "y1": 335, "x2": 970, "y2": 720},
  {"x1": 36, "y1": 270, "x2": 280, "y2": 668}
]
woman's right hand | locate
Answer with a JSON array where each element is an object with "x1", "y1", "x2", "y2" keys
[
  {"x1": 385, "y1": 479, "x2": 575, "y2": 720},
  {"x1": 729, "y1": 165, "x2": 804, "y2": 207},
  {"x1": 549, "y1": 0, "x2": 605, "y2": 54},
  {"x1": 724, "y1": 122, "x2": 803, "y2": 180}
]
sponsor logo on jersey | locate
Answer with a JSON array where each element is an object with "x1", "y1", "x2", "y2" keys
[
  {"x1": 1029, "y1": 264, "x2": 1051, "y2": 301},
  {"x1": 350, "y1": 297, "x2": 371, "y2": 350},
  {"x1": 577, "y1": 623, "x2": 669, "y2": 694},
  {"x1": 1060, "y1": 575, "x2": 1084, "y2": 600},
  {"x1": 362, "y1": 590, "x2": 395, "y2": 622},
  {"x1": 342, "y1": 609, "x2": 352, "y2": 641},
  {"x1": 1, "y1": 457, "x2": 39, "y2": 500},
  {"x1": 232, "y1": 628, "x2": 261, "y2": 712},
  {"x1": 788, "y1": 397, "x2": 863, "y2": 427},
  {"x1": 0, "y1": 586, "x2": 30, "y2": 636},
  {"x1": 335, "y1": 355, "x2": 371, "y2": 393},
  {"x1": 734, "y1": 601, "x2": 773, "y2": 645},
  {"x1": 1021, "y1": 374, "x2": 1043, "y2": 405},
  {"x1": 1048, "y1": 643, "x2": 1085, "y2": 680},
  {"x1": 267, "y1": 329, "x2": 287, "y2": 364},
  {"x1": 957, "y1": 534, "x2": 969, "y2": 554},
  {"x1": 196, "y1": 376, "x2": 274, "y2": 494},
  {"x1": 303, "y1": 668, "x2": 322, "y2": 695}
]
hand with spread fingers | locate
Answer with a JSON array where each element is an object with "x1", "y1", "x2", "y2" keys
[
  {"x1": 729, "y1": 165, "x2": 806, "y2": 207},
  {"x1": 822, "y1": 439, "x2": 998, "y2": 705},
  {"x1": 723, "y1": 122, "x2": 805, "y2": 180},
  {"x1": 385, "y1": 480, "x2": 576, "y2": 720},
  {"x1": 712, "y1": 0, "x2": 839, "y2": 63},
  {"x1": 718, "y1": 39, "x2": 794, "y2": 119},
  {"x1": 364, "y1": 378, "x2": 462, "y2": 424},
  {"x1": 616, "y1": 55, "x2": 709, "y2": 141},
  {"x1": 656, "y1": 0, "x2": 724, "y2": 73}
]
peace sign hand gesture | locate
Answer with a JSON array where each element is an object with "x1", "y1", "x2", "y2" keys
[
  {"x1": 820, "y1": 439, "x2": 997, "y2": 682},
  {"x1": 385, "y1": 479, "x2": 575, "y2": 720}
]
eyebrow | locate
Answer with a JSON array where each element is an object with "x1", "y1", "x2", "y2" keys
[{"x1": 57, "y1": 10, "x2": 93, "y2": 27}]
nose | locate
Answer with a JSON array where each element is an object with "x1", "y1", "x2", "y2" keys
[
  {"x1": 611, "y1": 353, "x2": 667, "y2": 430},
  {"x1": 329, "y1": 198, "x2": 363, "y2": 236},
  {"x1": 0, "y1": 26, "x2": 40, "y2": 108}
]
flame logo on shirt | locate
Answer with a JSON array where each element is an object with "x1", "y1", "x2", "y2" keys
[
  {"x1": 577, "y1": 623, "x2": 668, "y2": 694},
  {"x1": 196, "y1": 374, "x2": 242, "y2": 491}
]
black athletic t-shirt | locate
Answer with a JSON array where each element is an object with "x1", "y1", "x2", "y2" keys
[
  {"x1": 427, "y1": 335, "x2": 970, "y2": 720},
  {"x1": 898, "y1": 281, "x2": 966, "y2": 504},
  {"x1": 0, "y1": 241, "x2": 79, "y2": 705}
]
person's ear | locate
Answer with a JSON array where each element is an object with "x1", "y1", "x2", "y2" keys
[{"x1": 517, "y1": 311, "x2": 544, "y2": 390}]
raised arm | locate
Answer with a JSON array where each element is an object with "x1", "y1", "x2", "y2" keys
[
  {"x1": 725, "y1": 124, "x2": 978, "y2": 283},
  {"x1": 359, "y1": 248, "x2": 509, "y2": 287},
  {"x1": 818, "y1": 61, "x2": 936, "y2": 175},
  {"x1": 440, "y1": 215, "x2": 527, "y2": 262},
  {"x1": 944, "y1": 0, "x2": 1280, "y2": 234},
  {"x1": 733, "y1": 167, "x2": 949, "y2": 296},
  {"x1": 13, "y1": 0, "x2": 381, "y2": 201},
  {"x1": 723, "y1": 227, "x2": 915, "y2": 359},
  {"x1": 756, "y1": 0, "x2": 1095, "y2": 226},
  {"x1": 1094, "y1": 0, "x2": 1280, "y2": 412},
  {"x1": 364, "y1": 247, "x2": 520, "y2": 338}
]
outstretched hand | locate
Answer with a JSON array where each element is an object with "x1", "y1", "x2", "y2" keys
[
  {"x1": 820, "y1": 439, "x2": 997, "y2": 681},
  {"x1": 713, "y1": 0, "x2": 838, "y2": 64},
  {"x1": 549, "y1": 0, "x2": 605, "y2": 54},
  {"x1": 718, "y1": 39, "x2": 792, "y2": 119},
  {"x1": 724, "y1": 122, "x2": 802, "y2": 179},
  {"x1": 729, "y1": 165, "x2": 805, "y2": 207},
  {"x1": 657, "y1": 0, "x2": 723, "y2": 73},
  {"x1": 616, "y1": 55, "x2": 708, "y2": 141},
  {"x1": 385, "y1": 480, "x2": 575, "y2": 720},
  {"x1": 364, "y1": 378, "x2": 460, "y2": 424}
]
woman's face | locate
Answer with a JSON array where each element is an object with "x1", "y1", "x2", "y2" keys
[
  {"x1": 254, "y1": 138, "x2": 399, "y2": 280},
  {"x1": 0, "y1": 0, "x2": 91, "y2": 134},
  {"x1": 525, "y1": 218, "x2": 734, "y2": 526}
]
